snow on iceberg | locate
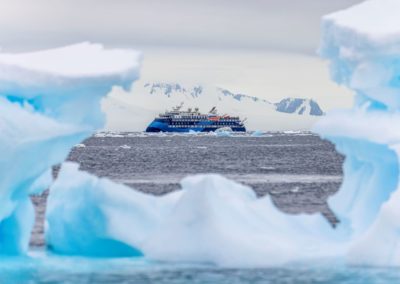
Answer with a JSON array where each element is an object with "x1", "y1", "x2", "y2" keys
[
  {"x1": 47, "y1": 162, "x2": 345, "y2": 266},
  {"x1": 0, "y1": 43, "x2": 140, "y2": 255},
  {"x1": 347, "y1": 173, "x2": 400, "y2": 267},
  {"x1": 141, "y1": 174, "x2": 345, "y2": 267},
  {"x1": 3, "y1": 0, "x2": 398, "y2": 269},
  {"x1": 315, "y1": 0, "x2": 400, "y2": 266}
]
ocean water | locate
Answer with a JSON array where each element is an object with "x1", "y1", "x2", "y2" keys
[
  {"x1": 7, "y1": 132, "x2": 395, "y2": 283},
  {"x1": 31, "y1": 132, "x2": 343, "y2": 247},
  {"x1": 3, "y1": 252, "x2": 400, "y2": 284},
  {"x1": 3, "y1": 251, "x2": 400, "y2": 284}
]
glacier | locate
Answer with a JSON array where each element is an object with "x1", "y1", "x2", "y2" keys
[{"x1": 0, "y1": 43, "x2": 141, "y2": 255}]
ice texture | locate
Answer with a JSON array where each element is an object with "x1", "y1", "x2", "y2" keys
[
  {"x1": 140, "y1": 174, "x2": 345, "y2": 266},
  {"x1": 48, "y1": 163, "x2": 345, "y2": 266},
  {"x1": 0, "y1": 43, "x2": 140, "y2": 255},
  {"x1": 2, "y1": 0, "x2": 398, "y2": 268},
  {"x1": 315, "y1": 0, "x2": 400, "y2": 266},
  {"x1": 46, "y1": 163, "x2": 181, "y2": 257}
]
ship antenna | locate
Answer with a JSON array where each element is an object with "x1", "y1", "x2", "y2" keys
[
  {"x1": 209, "y1": 106, "x2": 217, "y2": 114},
  {"x1": 174, "y1": 102, "x2": 184, "y2": 111}
]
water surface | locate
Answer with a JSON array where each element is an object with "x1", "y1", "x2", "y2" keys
[{"x1": 16, "y1": 132, "x2": 391, "y2": 284}]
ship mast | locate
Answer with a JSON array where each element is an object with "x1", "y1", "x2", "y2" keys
[
  {"x1": 209, "y1": 106, "x2": 217, "y2": 114},
  {"x1": 173, "y1": 102, "x2": 184, "y2": 112}
]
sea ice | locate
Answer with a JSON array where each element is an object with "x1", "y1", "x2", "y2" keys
[
  {"x1": 214, "y1": 127, "x2": 233, "y2": 137},
  {"x1": 74, "y1": 144, "x2": 86, "y2": 148},
  {"x1": 119, "y1": 144, "x2": 131, "y2": 149},
  {"x1": 251, "y1": 130, "x2": 265, "y2": 137}
]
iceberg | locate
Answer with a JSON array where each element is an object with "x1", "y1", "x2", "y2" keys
[
  {"x1": 2, "y1": 0, "x2": 399, "y2": 269},
  {"x1": 140, "y1": 174, "x2": 344, "y2": 267},
  {"x1": 46, "y1": 162, "x2": 181, "y2": 257},
  {"x1": 251, "y1": 130, "x2": 265, "y2": 137},
  {"x1": 0, "y1": 43, "x2": 140, "y2": 255},
  {"x1": 214, "y1": 127, "x2": 233, "y2": 137},
  {"x1": 47, "y1": 163, "x2": 344, "y2": 266},
  {"x1": 314, "y1": 0, "x2": 400, "y2": 266}
]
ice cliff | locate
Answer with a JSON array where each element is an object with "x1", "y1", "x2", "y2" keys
[{"x1": 0, "y1": 43, "x2": 140, "y2": 254}]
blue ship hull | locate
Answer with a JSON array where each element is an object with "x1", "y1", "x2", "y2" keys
[{"x1": 146, "y1": 120, "x2": 246, "y2": 132}]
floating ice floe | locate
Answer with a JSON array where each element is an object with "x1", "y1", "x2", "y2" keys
[
  {"x1": 213, "y1": 127, "x2": 233, "y2": 137},
  {"x1": 94, "y1": 132, "x2": 125, "y2": 138},
  {"x1": 251, "y1": 130, "x2": 264, "y2": 137},
  {"x1": 93, "y1": 130, "x2": 278, "y2": 138},
  {"x1": 187, "y1": 130, "x2": 200, "y2": 135},
  {"x1": 74, "y1": 144, "x2": 86, "y2": 148},
  {"x1": 119, "y1": 145, "x2": 131, "y2": 149}
]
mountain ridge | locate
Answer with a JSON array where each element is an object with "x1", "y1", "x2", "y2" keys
[
  {"x1": 143, "y1": 82, "x2": 324, "y2": 116},
  {"x1": 103, "y1": 82, "x2": 325, "y2": 131}
]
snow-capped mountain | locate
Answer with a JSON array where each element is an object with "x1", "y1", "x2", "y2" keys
[
  {"x1": 141, "y1": 83, "x2": 323, "y2": 116},
  {"x1": 103, "y1": 82, "x2": 325, "y2": 131},
  {"x1": 144, "y1": 83, "x2": 203, "y2": 98},
  {"x1": 275, "y1": 98, "x2": 324, "y2": 116},
  {"x1": 217, "y1": 88, "x2": 271, "y2": 105}
]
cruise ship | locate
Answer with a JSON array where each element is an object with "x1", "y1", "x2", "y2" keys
[{"x1": 145, "y1": 104, "x2": 246, "y2": 132}]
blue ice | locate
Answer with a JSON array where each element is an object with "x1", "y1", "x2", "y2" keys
[
  {"x1": 1, "y1": 0, "x2": 400, "y2": 271},
  {"x1": 0, "y1": 43, "x2": 141, "y2": 255}
]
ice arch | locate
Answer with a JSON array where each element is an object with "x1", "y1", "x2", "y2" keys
[
  {"x1": 2, "y1": 0, "x2": 399, "y2": 268},
  {"x1": 46, "y1": 0, "x2": 400, "y2": 267}
]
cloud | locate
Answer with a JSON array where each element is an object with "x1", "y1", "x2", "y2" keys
[{"x1": 0, "y1": 0, "x2": 363, "y2": 53}]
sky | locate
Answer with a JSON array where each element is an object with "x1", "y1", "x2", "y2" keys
[
  {"x1": 0, "y1": 0, "x2": 363, "y2": 53},
  {"x1": 0, "y1": 0, "x2": 364, "y2": 122},
  {"x1": 137, "y1": 48, "x2": 353, "y2": 110}
]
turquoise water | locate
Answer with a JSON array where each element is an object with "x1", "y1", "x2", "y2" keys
[{"x1": 1, "y1": 251, "x2": 400, "y2": 284}]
